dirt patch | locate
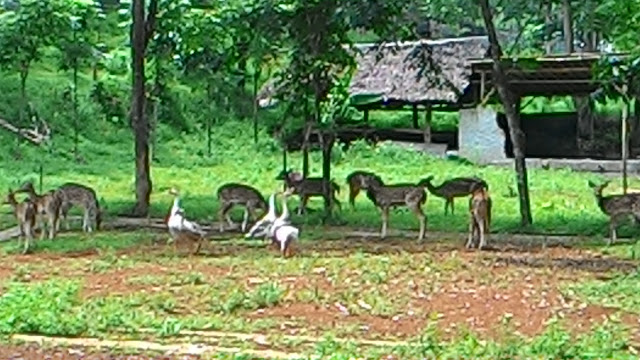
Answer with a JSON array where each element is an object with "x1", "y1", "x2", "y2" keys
[
  {"x1": 82, "y1": 264, "x2": 172, "y2": 298},
  {"x1": 0, "y1": 343, "x2": 200, "y2": 360}
]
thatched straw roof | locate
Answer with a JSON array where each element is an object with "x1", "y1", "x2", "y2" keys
[
  {"x1": 257, "y1": 36, "x2": 489, "y2": 109},
  {"x1": 349, "y1": 36, "x2": 489, "y2": 106}
]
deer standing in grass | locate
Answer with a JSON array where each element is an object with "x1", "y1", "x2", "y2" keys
[
  {"x1": 56, "y1": 182, "x2": 102, "y2": 233},
  {"x1": 277, "y1": 169, "x2": 341, "y2": 215},
  {"x1": 3, "y1": 189, "x2": 37, "y2": 254},
  {"x1": 345, "y1": 170, "x2": 383, "y2": 209},
  {"x1": 588, "y1": 180, "x2": 640, "y2": 245},
  {"x1": 216, "y1": 183, "x2": 268, "y2": 232},
  {"x1": 419, "y1": 176, "x2": 488, "y2": 215},
  {"x1": 361, "y1": 177, "x2": 428, "y2": 241},
  {"x1": 17, "y1": 181, "x2": 62, "y2": 240},
  {"x1": 466, "y1": 182, "x2": 492, "y2": 250}
]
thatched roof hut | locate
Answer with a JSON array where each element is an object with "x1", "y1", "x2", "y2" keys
[
  {"x1": 257, "y1": 36, "x2": 490, "y2": 110},
  {"x1": 350, "y1": 36, "x2": 489, "y2": 108}
]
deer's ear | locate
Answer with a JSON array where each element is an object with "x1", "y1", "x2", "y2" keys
[{"x1": 587, "y1": 180, "x2": 595, "y2": 187}]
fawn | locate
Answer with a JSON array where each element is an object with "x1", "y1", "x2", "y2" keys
[
  {"x1": 588, "y1": 180, "x2": 640, "y2": 245},
  {"x1": 419, "y1": 176, "x2": 488, "y2": 215},
  {"x1": 277, "y1": 169, "x2": 341, "y2": 215},
  {"x1": 466, "y1": 182, "x2": 492, "y2": 250},
  {"x1": 361, "y1": 177, "x2": 427, "y2": 241},
  {"x1": 216, "y1": 183, "x2": 268, "y2": 232},
  {"x1": 17, "y1": 181, "x2": 62, "y2": 240},
  {"x1": 3, "y1": 189, "x2": 37, "y2": 254}
]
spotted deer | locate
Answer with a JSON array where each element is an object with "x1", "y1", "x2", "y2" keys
[
  {"x1": 216, "y1": 183, "x2": 268, "y2": 232},
  {"x1": 419, "y1": 176, "x2": 488, "y2": 215},
  {"x1": 56, "y1": 182, "x2": 102, "y2": 233},
  {"x1": 588, "y1": 180, "x2": 640, "y2": 245},
  {"x1": 466, "y1": 182, "x2": 492, "y2": 250},
  {"x1": 17, "y1": 181, "x2": 62, "y2": 240},
  {"x1": 360, "y1": 177, "x2": 427, "y2": 241},
  {"x1": 3, "y1": 189, "x2": 37, "y2": 254},
  {"x1": 345, "y1": 170, "x2": 383, "y2": 209},
  {"x1": 277, "y1": 169, "x2": 341, "y2": 215}
]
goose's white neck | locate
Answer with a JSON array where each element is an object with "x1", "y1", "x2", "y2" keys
[{"x1": 267, "y1": 193, "x2": 276, "y2": 218}]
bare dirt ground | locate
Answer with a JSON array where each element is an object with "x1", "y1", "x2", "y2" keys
[{"x1": 1, "y1": 233, "x2": 639, "y2": 357}]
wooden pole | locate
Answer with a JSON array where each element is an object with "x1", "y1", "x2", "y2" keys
[
  {"x1": 423, "y1": 105, "x2": 432, "y2": 145},
  {"x1": 363, "y1": 109, "x2": 369, "y2": 123},
  {"x1": 622, "y1": 98, "x2": 630, "y2": 194}
]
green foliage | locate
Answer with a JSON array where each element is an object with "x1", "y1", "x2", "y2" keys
[
  {"x1": 0, "y1": 280, "x2": 87, "y2": 335},
  {"x1": 566, "y1": 271, "x2": 640, "y2": 314}
]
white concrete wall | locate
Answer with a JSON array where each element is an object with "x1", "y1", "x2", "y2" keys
[{"x1": 458, "y1": 106, "x2": 506, "y2": 164}]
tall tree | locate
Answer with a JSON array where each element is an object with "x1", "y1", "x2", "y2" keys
[
  {"x1": 130, "y1": 0, "x2": 158, "y2": 216},
  {"x1": 478, "y1": 0, "x2": 533, "y2": 226}
]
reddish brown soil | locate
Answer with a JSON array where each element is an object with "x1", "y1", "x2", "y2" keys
[{"x1": 0, "y1": 344, "x2": 200, "y2": 360}]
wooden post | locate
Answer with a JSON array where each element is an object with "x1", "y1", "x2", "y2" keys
[
  {"x1": 622, "y1": 98, "x2": 630, "y2": 194},
  {"x1": 363, "y1": 109, "x2": 369, "y2": 123},
  {"x1": 423, "y1": 105, "x2": 432, "y2": 145},
  {"x1": 282, "y1": 144, "x2": 288, "y2": 192},
  {"x1": 412, "y1": 104, "x2": 419, "y2": 129}
]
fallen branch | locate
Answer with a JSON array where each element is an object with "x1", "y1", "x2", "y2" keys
[{"x1": 0, "y1": 117, "x2": 51, "y2": 145}]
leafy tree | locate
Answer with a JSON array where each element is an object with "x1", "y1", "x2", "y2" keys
[
  {"x1": 0, "y1": 0, "x2": 68, "y2": 125},
  {"x1": 128, "y1": 0, "x2": 158, "y2": 216},
  {"x1": 57, "y1": 0, "x2": 105, "y2": 158},
  {"x1": 478, "y1": 0, "x2": 533, "y2": 226},
  {"x1": 176, "y1": 4, "x2": 238, "y2": 156}
]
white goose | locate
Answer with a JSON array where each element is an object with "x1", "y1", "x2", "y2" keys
[
  {"x1": 167, "y1": 187, "x2": 206, "y2": 254},
  {"x1": 245, "y1": 192, "x2": 278, "y2": 240},
  {"x1": 268, "y1": 188, "x2": 299, "y2": 257}
]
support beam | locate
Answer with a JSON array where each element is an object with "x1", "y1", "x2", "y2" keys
[
  {"x1": 363, "y1": 109, "x2": 369, "y2": 123},
  {"x1": 423, "y1": 105, "x2": 432, "y2": 145},
  {"x1": 622, "y1": 99, "x2": 630, "y2": 194}
]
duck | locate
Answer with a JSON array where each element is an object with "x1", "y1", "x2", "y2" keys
[{"x1": 167, "y1": 187, "x2": 206, "y2": 254}]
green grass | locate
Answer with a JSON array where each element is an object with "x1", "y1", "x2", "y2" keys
[
  {"x1": 565, "y1": 271, "x2": 640, "y2": 314},
  {"x1": 2, "y1": 118, "x2": 638, "y2": 239}
]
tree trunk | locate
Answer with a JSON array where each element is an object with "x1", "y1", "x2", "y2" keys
[
  {"x1": 543, "y1": 1, "x2": 554, "y2": 54},
  {"x1": 130, "y1": 0, "x2": 152, "y2": 216},
  {"x1": 73, "y1": 55, "x2": 79, "y2": 159},
  {"x1": 562, "y1": 0, "x2": 573, "y2": 53},
  {"x1": 321, "y1": 131, "x2": 335, "y2": 223},
  {"x1": 253, "y1": 69, "x2": 260, "y2": 144},
  {"x1": 302, "y1": 98, "x2": 311, "y2": 178},
  {"x1": 622, "y1": 96, "x2": 630, "y2": 194},
  {"x1": 479, "y1": 0, "x2": 533, "y2": 226}
]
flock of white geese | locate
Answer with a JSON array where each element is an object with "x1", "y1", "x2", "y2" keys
[{"x1": 166, "y1": 187, "x2": 299, "y2": 257}]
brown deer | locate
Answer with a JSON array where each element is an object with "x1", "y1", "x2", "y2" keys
[
  {"x1": 419, "y1": 176, "x2": 488, "y2": 215},
  {"x1": 345, "y1": 170, "x2": 383, "y2": 209},
  {"x1": 361, "y1": 177, "x2": 427, "y2": 241},
  {"x1": 3, "y1": 189, "x2": 37, "y2": 254},
  {"x1": 466, "y1": 182, "x2": 492, "y2": 250},
  {"x1": 588, "y1": 180, "x2": 640, "y2": 245},
  {"x1": 216, "y1": 183, "x2": 268, "y2": 232},
  {"x1": 55, "y1": 182, "x2": 102, "y2": 233},
  {"x1": 276, "y1": 169, "x2": 341, "y2": 215},
  {"x1": 17, "y1": 181, "x2": 62, "y2": 240}
]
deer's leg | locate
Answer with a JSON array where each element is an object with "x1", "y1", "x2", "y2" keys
[
  {"x1": 349, "y1": 185, "x2": 359, "y2": 209},
  {"x1": 380, "y1": 206, "x2": 389, "y2": 239},
  {"x1": 608, "y1": 215, "x2": 622, "y2": 246},
  {"x1": 466, "y1": 215, "x2": 475, "y2": 249},
  {"x1": 193, "y1": 236, "x2": 203, "y2": 255},
  {"x1": 241, "y1": 208, "x2": 249, "y2": 232},
  {"x1": 410, "y1": 202, "x2": 426, "y2": 241},
  {"x1": 478, "y1": 216, "x2": 486, "y2": 250},
  {"x1": 450, "y1": 198, "x2": 455, "y2": 215},
  {"x1": 298, "y1": 195, "x2": 309, "y2": 215}
]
